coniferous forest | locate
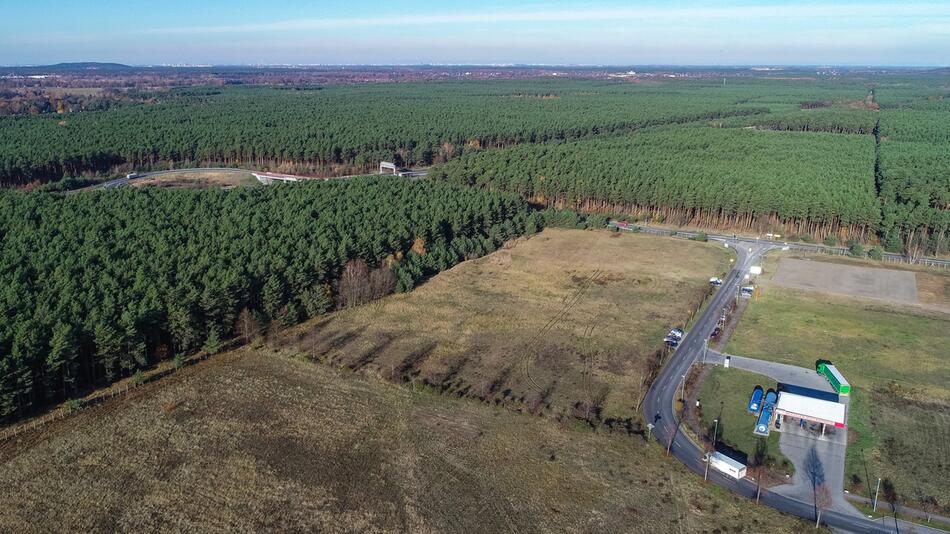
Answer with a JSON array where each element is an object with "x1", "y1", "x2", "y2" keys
[
  {"x1": 0, "y1": 179, "x2": 533, "y2": 419},
  {"x1": 0, "y1": 74, "x2": 947, "y2": 419}
]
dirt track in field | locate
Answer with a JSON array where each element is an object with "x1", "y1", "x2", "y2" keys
[{"x1": 771, "y1": 258, "x2": 919, "y2": 305}]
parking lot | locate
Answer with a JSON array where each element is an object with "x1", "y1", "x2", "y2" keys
[{"x1": 772, "y1": 258, "x2": 919, "y2": 305}]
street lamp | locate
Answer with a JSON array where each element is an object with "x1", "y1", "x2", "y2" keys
[{"x1": 713, "y1": 418, "x2": 719, "y2": 447}]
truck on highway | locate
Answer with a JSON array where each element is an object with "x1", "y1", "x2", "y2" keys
[
  {"x1": 816, "y1": 361, "x2": 851, "y2": 395},
  {"x1": 705, "y1": 452, "x2": 747, "y2": 479}
]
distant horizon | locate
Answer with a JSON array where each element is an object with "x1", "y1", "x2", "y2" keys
[
  {"x1": 2, "y1": 1, "x2": 948, "y2": 66},
  {"x1": 3, "y1": 62, "x2": 947, "y2": 69}
]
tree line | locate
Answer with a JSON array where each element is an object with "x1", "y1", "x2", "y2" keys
[
  {"x1": 876, "y1": 107, "x2": 950, "y2": 257},
  {"x1": 0, "y1": 178, "x2": 535, "y2": 421},
  {"x1": 0, "y1": 81, "x2": 785, "y2": 185},
  {"x1": 432, "y1": 125, "x2": 880, "y2": 241}
]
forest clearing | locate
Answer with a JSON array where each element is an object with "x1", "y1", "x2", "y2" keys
[{"x1": 129, "y1": 170, "x2": 258, "y2": 189}]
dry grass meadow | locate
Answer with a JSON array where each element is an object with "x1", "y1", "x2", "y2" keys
[
  {"x1": 0, "y1": 349, "x2": 813, "y2": 533},
  {"x1": 131, "y1": 170, "x2": 258, "y2": 189},
  {"x1": 278, "y1": 228, "x2": 732, "y2": 426},
  {"x1": 0, "y1": 228, "x2": 814, "y2": 533}
]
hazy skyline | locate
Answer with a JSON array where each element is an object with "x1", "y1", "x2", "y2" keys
[{"x1": 3, "y1": 0, "x2": 949, "y2": 66}]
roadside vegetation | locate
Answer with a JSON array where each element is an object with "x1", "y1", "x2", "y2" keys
[{"x1": 726, "y1": 285, "x2": 950, "y2": 513}]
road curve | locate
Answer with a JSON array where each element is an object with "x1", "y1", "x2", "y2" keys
[
  {"x1": 611, "y1": 221, "x2": 950, "y2": 269},
  {"x1": 633, "y1": 228, "x2": 942, "y2": 533}
]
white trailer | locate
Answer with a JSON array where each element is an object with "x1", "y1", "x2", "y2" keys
[{"x1": 706, "y1": 452, "x2": 747, "y2": 479}]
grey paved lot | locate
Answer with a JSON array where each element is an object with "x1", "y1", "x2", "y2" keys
[{"x1": 772, "y1": 258, "x2": 919, "y2": 305}]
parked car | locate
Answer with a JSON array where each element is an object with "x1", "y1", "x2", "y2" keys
[
  {"x1": 669, "y1": 328, "x2": 684, "y2": 339},
  {"x1": 709, "y1": 277, "x2": 723, "y2": 286}
]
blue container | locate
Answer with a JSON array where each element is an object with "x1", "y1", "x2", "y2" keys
[
  {"x1": 753, "y1": 390, "x2": 778, "y2": 436},
  {"x1": 747, "y1": 386, "x2": 764, "y2": 414}
]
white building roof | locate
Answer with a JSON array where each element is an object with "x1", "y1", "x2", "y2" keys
[{"x1": 776, "y1": 392, "x2": 846, "y2": 426}]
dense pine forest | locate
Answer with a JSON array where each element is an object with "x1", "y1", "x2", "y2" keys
[
  {"x1": 0, "y1": 79, "x2": 872, "y2": 186},
  {"x1": 426, "y1": 78, "x2": 948, "y2": 255},
  {"x1": 0, "y1": 75, "x2": 947, "y2": 419},
  {"x1": 0, "y1": 179, "x2": 533, "y2": 420},
  {"x1": 431, "y1": 126, "x2": 881, "y2": 241}
]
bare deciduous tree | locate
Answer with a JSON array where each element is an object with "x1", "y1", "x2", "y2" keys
[
  {"x1": 338, "y1": 259, "x2": 371, "y2": 308},
  {"x1": 236, "y1": 307, "x2": 259, "y2": 345},
  {"x1": 369, "y1": 266, "x2": 396, "y2": 300},
  {"x1": 815, "y1": 483, "x2": 832, "y2": 527},
  {"x1": 339, "y1": 259, "x2": 396, "y2": 309},
  {"x1": 882, "y1": 478, "x2": 902, "y2": 533},
  {"x1": 804, "y1": 446, "x2": 826, "y2": 522}
]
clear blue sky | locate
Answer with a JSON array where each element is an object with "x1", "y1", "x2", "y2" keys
[{"x1": 2, "y1": 0, "x2": 948, "y2": 66}]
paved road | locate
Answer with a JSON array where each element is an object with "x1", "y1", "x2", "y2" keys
[
  {"x1": 704, "y1": 350, "x2": 836, "y2": 394},
  {"x1": 627, "y1": 226, "x2": 945, "y2": 533},
  {"x1": 609, "y1": 221, "x2": 950, "y2": 269},
  {"x1": 773, "y1": 420, "x2": 857, "y2": 518}
]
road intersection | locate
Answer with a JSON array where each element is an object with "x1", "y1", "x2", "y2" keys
[{"x1": 628, "y1": 228, "x2": 945, "y2": 533}]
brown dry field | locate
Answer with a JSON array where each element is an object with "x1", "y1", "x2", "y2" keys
[
  {"x1": 760, "y1": 251, "x2": 950, "y2": 312},
  {"x1": 131, "y1": 170, "x2": 258, "y2": 189},
  {"x1": 0, "y1": 348, "x2": 812, "y2": 533},
  {"x1": 278, "y1": 228, "x2": 732, "y2": 424},
  {"x1": 771, "y1": 257, "x2": 920, "y2": 305}
]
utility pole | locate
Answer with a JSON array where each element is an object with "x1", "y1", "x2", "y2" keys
[
  {"x1": 872, "y1": 477, "x2": 883, "y2": 512},
  {"x1": 680, "y1": 373, "x2": 687, "y2": 402},
  {"x1": 713, "y1": 418, "x2": 719, "y2": 447}
]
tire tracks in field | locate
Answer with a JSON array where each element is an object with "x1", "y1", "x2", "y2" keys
[{"x1": 520, "y1": 268, "x2": 604, "y2": 394}]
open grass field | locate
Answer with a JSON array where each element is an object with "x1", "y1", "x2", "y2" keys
[
  {"x1": 0, "y1": 348, "x2": 815, "y2": 533},
  {"x1": 130, "y1": 170, "x2": 258, "y2": 188},
  {"x1": 276, "y1": 228, "x2": 732, "y2": 426},
  {"x1": 696, "y1": 367, "x2": 791, "y2": 476},
  {"x1": 725, "y1": 284, "x2": 950, "y2": 512}
]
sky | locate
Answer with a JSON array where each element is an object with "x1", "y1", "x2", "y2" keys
[{"x1": 2, "y1": 0, "x2": 948, "y2": 66}]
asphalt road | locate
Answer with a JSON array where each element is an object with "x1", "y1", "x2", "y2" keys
[
  {"x1": 704, "y1": 350, "x2": 836, "y2": 393},
  {"x1": 610, "y1": 221, "x2": 950, "y2": 269},
  {"x1": 630, "y1": 227, "x2": 944, "y2": 533}
]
